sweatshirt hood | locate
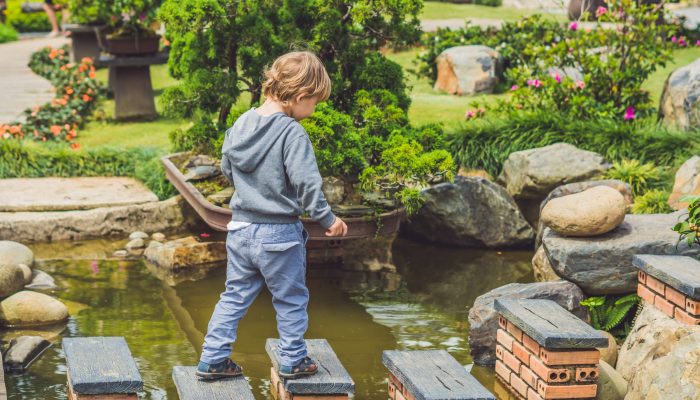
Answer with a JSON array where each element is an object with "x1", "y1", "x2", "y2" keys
[{"x1": 223, "y1": 110, "x2": 296, "y2": 173}]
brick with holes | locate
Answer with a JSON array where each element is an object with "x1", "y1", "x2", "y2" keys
[
  {"x1": 574, "y1": 367, "x2": 599, "y2": 382},
  {"x1": 529, "y1": 356, "x2": 571, "y2": 383},
  {"x1": 536, "y1": 381, "x2": 597, "y2": 399}
]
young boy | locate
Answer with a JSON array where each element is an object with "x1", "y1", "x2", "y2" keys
[{"x1": 196, "y1": 51, "x2": 348, "y2": 380}]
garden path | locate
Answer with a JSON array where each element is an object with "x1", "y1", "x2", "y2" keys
[{"x1": 0, "y1": 36, "x2": 68, "y2": 124}]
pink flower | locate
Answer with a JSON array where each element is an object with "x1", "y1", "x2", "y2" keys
[
  {"x1": 569, "y1": 21, "x2": 578, "y2": 31},
  {"x1": 624, "y1": 106, "x2": 636, "y2": 120},
  {"x1": 595, "y1": 6, "x2": 607, "y2": 17},
  {"x1": 465, "y1": 110, "x2": 476, "y2": 119},
  {"x1": 672, "y1": 36, "x2": 677, "y2": 43},
  {"x1": 550, "y1": 72, "x2": 562, "y2": 83},
  {"x1": 679, "y1": 38, "x2": 687, "y2": 47},
  {"x1": 575, "y1": 80, "x2": 585, "y2": 89},
  {"x1": 511, "y1": 85, "x2": 519, "y2": 91},
  {"x1": 200, "y1": 233, "x2": 211, "y2": 238},
  {"x1": 527, "y1": 79, "x2": 542, "y2": 88},
  {"x1": 696, "y1": 40, "x2": 700, "y2": 47}
]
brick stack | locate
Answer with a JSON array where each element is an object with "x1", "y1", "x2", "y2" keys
[
  {"x1": 634, "y1": 254, "x2": 700, "y2": 325},
  {"x1": 493, "y1": 299, "x2": 609, "y2": 400}
]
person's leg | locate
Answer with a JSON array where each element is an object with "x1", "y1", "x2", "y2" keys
[
  {"x1": 43, "y1": 1, "x2": 59, "y2": 36},
  {"x1": 60, "y1": 8, "x2": 70, "y2": 35}
]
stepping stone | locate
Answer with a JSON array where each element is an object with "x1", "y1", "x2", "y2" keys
[
  {"x1": 382, "y1": 350, "x2": 495, "y2": 400},
  {"x1": 171, "y1": 366, "x2": 254, "y2": 400},
  {"x1": 266, "y1": 338, "x2": 354, "y2": 399},
  {"x1": 634, "y1": 254, "x2": 700, "y2": 325},
  {"x1": 4, "y1": 336, "x2": 51, "y2": 373},
  {"x1": 63, "y1": 337, "x2": 143, "y2": 399},
  {"x1": 0, "y1": 177, "x2": 158, "y2": 212},
  {"x1": 494, "y1": 299, "x2": 606, "y2": 400}
]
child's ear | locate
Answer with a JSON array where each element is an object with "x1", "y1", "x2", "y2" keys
[{"x1": 295, "y1": 94, "x2": 306, "y2": 104}]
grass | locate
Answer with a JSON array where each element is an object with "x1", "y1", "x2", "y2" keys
[{"x1": 420, "y1": 1, "x2": 566, "y2": 21}]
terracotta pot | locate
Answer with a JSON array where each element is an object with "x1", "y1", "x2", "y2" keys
[{"x1": 105, "y1": 35, "x2": 160, "y2": 56}]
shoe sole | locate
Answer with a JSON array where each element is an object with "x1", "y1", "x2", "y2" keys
[
  {"x1": 195, "y1": 370, "x2": 243, "y2": 380},
  {"x1": 278, "y1": 370, "x2": 318, "y2": 380}
]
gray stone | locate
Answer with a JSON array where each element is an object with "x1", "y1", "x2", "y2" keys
[
  {"x1": 17, "y1": 263, "x2": 32, "y2": 285},
  {"x1": 467, "y1": 281, "x2": 587, "y2": 365},
  {"x1": 144, "y1": 236, "x2": 226, "y2": 271},
  {"x1": 24, "y1": 269, "x2": 58, "y2": 290},
  {"x1": 403, "y1": 176, "x2": 534, "y2": 249},
  {"x1": 618, "y1": 304, "x2": 700, "y2": 399},
  {"x1": 434, "y1": 45, "x2": 504, "y2": 96},
  {"x1": 597, "y1": 360, "x2": 627, "y2": 400},
  {"x1": 542, "y1": 211, "x2": 700, "y2": 294},
  {"x1": 4, "y1": 335, "x2": 52, "y2": 373},
  {"x1": 541, "y1": 186, "x2": 627, "y2": 237},
  {"x1": 532, "y1": 245, "x2": 561, "y2": 282},
  {"x1": 206, "y1": 187, "x2": 235, "y2": 207},
  {"x1": 659, "y1": 57, "x2": 700, "y2": 130},
  {"x1": 0, "y1": 291, "x2": 69, "y2": 327},
  {"x1": 322, "y1": 176, "x2": 345, "y2": 205},
  {"x1": 128, "y1": 231, "x2": 149, "y2": 240},
  {"x1": 184, "y1": 154, "x2": 217, "y2": 168},
  {"x1": 0, "y1": 241, "x2": 34, "y2": 269},
  {"x1": 498, "y1": 143, "x2": 609, "y2": 200},
  {"x1": 0, "y1": 265, "x2": 26, "y2": 298},
  {"x1": 151, "y1": 232, "x2": 166, "y2": 242},
  {"x1": 547, "y1": 66, "x2": 584, "y2": 82},
  {"x1": 668, "y1": 155, "x2": 700, "y2": 210},
  {"x1": 112, "y1": 250, "x2": 128, "y2": 258},
  {"x1": 125, "y1": 238, "x2": 145, "y2": 250},
  {"x1": 183, "y1": 165, "x2": 221, "y2": 181}
]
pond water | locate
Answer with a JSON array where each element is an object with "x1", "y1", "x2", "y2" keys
[{"x1": 5, "y1": 237, "x2": 533, "y2": 400}]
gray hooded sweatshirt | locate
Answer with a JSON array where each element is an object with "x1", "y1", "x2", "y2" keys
[{"x1": 220, "y1": 109, "x2": 337, "y2": 229}]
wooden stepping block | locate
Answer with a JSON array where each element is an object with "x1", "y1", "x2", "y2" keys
[
  {"x1": 382, "y1": 350, "x2": 495, "y2": 400},
  {"x1": 63, "y1": 337, "x2": 143, "y2": 399},
  {"x1": 266, "y1": 338, "x2": 354, "y2": 399},
  {"x1": 172, "y1": 366, "x2": 254, "y2": 400},
  {"x1": 494, "y1": 299, "x2": 608, "y2": 349}
]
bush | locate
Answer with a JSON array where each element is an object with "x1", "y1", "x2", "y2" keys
[
  {"x1": 672, "y1": 195, "x2": 700, "y2": 247},
  {"x1": 5, "y1": 0, "x2": 51, "y2": 32},
  {"x1": 0, "y1": 23, "x2": 18, "y2": 43},
  {"x1": 66, "y1": 0, "x2": 110, "y2": 25},
  {"x1": 632, "y1": 189, "x2": 672, "y2": 214},
  {"x1": 604, "y1": 159, "x2": 666, "y2": 196}
]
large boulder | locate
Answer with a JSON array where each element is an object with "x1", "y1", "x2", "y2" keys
[
  {"x1": 659, "y1": 57, "x2": 700, "y2": 130},
  {"x1": 402, "y1": 176, "x2": 534, "y2": 249},
  {"x1": 617, "y1": 304, "x2": 700, "y2": 399},
  {"x1": 568, "y1": 0, "x2": 605, "y2": 20},
  {"x1": 542, "y1": 211, "x2": 700, "y2": 294},
  {"x1": 434, "y1": 45, "x2": 503, "y2": 96},
  {"x1": 0, "y1": 291, "x2": 69, "y2": 327},
  {"x1": 598, "y1": 330, "x2": 618, "y2": 367},
  {"x1": 144, "y1": 236, "x2": 226, "y2": 271},
  {"x1": 597, "y1": 360, "x2": 627, "y2": 400},
  {"x1": 0, "y1": 241, "x2": 34, "y2": 269},
  {"x1": 498, "y1": 143, "x2": 609, "y2": 200},
  {"x1": 535, "y1": 179, "x2": 634, "y2": 248},
  {"x1": 532, "y1": 245, "x2": 561, "y2": 282},
  {"x1": 0, "y1": 265, "x2": 26, "y2": 298},
  {"x1": 541, "y1": 186, "x2": 626, "y2": 237},
  {"x1": 468, "y1": 281, "x2": 587, "y2": 365},
  {"x1": 668, "y1": 155, "x2": 700, "y2": 210}
]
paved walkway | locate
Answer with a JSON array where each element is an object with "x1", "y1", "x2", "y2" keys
[{"x1": 0, "y1": 36, "x2": 68, "y2": 124}]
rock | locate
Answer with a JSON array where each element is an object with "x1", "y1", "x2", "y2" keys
[
  {"x1": 541, "y1": 186, "x2": 627, "y2": 237},
  {"x1": 402, "y1": 176, "x2": 534, "y2": 249},
  {"x1": 125, "y1": 238, "x2": 145, "y2": 250},
  {"x1": 184, "y1": 154, "x2": 217, "y2": 168},
  {"x1": 597, "y1": 360, "x2": 627, "y2": 400},
  {"x1": 498, "y1": 143, "x2": 609, "y2": 200},
  {"x1": 17, "y1": 264, "x2": 32, "y2": 285},
  {"x1": 322, "y1": 177, "x2": 345, "y2": 205},
  {"x1": 0, "y1": 291, "x2": 69, "y2": 327},
  {"x1": 547, "y1": 66, "x2": 584, "y2": 82},
  {"x1": 4, "y1": 335, "x2": 52, "y2": 373},
  {"x1": 468, "y1": 281, "x2": 587, "y2": 365},
  {"x1": 542, "y1": 211, "x2": 700, "y2": 294},
  {"x1": 144, "y1": 236, "x2": 226, "y2": 271},
  {"x1": 183, "y1": 165, "x2": 221, "y2": 181},
  {"x1": 457, "y1": 167, "x2": 493, "y2": 181},
  {"x1": 434, "y1": 45, "x2": 503, "y2": 96},
  {"x1": 668, "y1": 155, "x2": 700, "y2": 210},
  {"x1": 206, "y1": 187, "x2": 235, "y2": 207},
  {"x1": 151, "y1": 232, "x2": 166, "y2": 242},
  {"x1": 112, "y1": 250, "x2": 128, "y2": 258},
  {"x1": 24, "y1": 270, "x2": 57, "y2": 290},
  {"x1": 535, "y1": 179, "x2": 634, "y2": 248},
  {"x1": 659, "y1": 57, "x2": 700, "y2": 130},
  {"x1": 0, "y1": 241, "x2": 34, "y2": 268},
  {"x1": 568, "y1": 0, "x2": 605, "y2": 20},
  {"x1": 617, "y1": 304, "x2": 700, "y2": 399},
  {"x1": 598, "y1": 330, "x2": 618, "y2": 367},
  {"x1": 532, "y1": 245, "x2": 560, "y2": 282},
  {"x1": 0, "y1": 265, "x2": 26, "y2": 298},
  {"x1": 128, "y1": 231, "x2": 149, "y2": 240}
]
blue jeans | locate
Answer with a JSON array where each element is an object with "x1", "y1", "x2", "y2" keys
[{"x1": 200, "y1": 221, "x2": 310, "y2": 367}]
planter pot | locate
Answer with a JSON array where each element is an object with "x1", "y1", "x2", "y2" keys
[
  {"x1": 161, "y1": 152, "x2": 403, "y2": 244},
  {"x1": 63, "y1": 24, "x2": 106, "y2": 63},
  {"x1": 105, "y1": 35, "x2": 160, "y2": 56}
]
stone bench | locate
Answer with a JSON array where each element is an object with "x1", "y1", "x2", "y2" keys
[
  {"x1": 172, "y1": 366, "x2": 254, "y2": 400},
  {"x1": 634, "y1": 254, "x2": 700, "y2": 325},
  {"x1": 266, "y1": 338, "x2": 354, "y2": 399},
  {"x1": 62, "y1": 337, "x2": 143, "y2": 399},
  {"x1": 494, "y1": 299, "x2": 608, "y2": 400},
  {"x1": 381, "y1": 350, "x2": 495, "y2": 400}
]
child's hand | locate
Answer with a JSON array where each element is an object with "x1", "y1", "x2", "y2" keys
[{"x1": 325, "y1": 217, "x2": 348, "y2": 237}]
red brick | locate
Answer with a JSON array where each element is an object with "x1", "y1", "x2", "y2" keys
[
  {"x1": 496, "y1": 344, "x2": 505, "y2": 361},
  {"x1": 575, "y1": 366, "x2": 600, "y2": 382},
  {"x1": 510, "y1": 372, "x2": 529, "y2": 398},
  {"x1": 388, "y1": 373, "x2": 403, "y2": 393},
  {"x1": 522, "y1": 334, "x2": 541, "y2": 355},
  {"x1": 637, "y1": 271, "x2": 647, "y2": 285},
  {"x1": 675, "y1": 307, "x2": 700, "y2": 325},
  {"x1": 520, "y1": 365, "x2": 539, "y2": 389},
  {"x1": 646, "y1": 275, "x2": 665, "y2": 295},
  {"x1": 637, "y1": 283, "x2": 656, "y2": 304},
  {"x1": 495, "y1": 360, "x2": 511, "y2": 383},
  {"x1": 507, "y1": 321, "x2": 523, "y2": 342},
  {"x1": 497, "y1": 328, "x2": 514, "y2": 351},
  {"x1": 512, "y1": 340, "x2": 532, "y2": 366},
  {"x1": 388, "y1": 382, "x2": 397, "y2": 400},
  {"x1": 537, "y1": 381, "x2": 597, "y2": 399},
  {"x1": 527, "y1": 387, "x2": 544, "y2": 400},
  {"x1": 529, "y1": 356, "x2": 571, "y2": 383},
  {"x1": 539, "y1": 348, "x2": 600, "y2": 366},
  {"x1": 654, "y1": 294, "x2": 676, "y2": 318},
  {"x1": 498, "y1": 314, "x2": 508, "y2": 330},
  {"x1": 503, "y1": 349, "x2": 522, "y2": 373},
  {"x1": 665, "y1": 286, "x2": 687, "y2": 308},
  {"x1": 687, "y1": 298, "x2": 700, "y2": 316}
]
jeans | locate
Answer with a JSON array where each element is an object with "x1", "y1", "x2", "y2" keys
[{"x1": 200, "y1": 221, "x2": 310, "y2": 367}]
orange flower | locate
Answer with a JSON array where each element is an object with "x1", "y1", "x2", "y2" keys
[
  {"x1": 66, "y1": 87, "x2": 74, "y2": 95},
  {"x1": 81, "y1": 57, "x2": 92, "y2": 63},
  {"x1": 64, "y1": 124, "x2": 71, "y2": 130},
  {"x1": 49, "y1": 50, "x2": 58, "y2": 59},
  {"x1": 42, "y1": 137, "x2": 47, "y2": 142},
  {"x1": 70, "y1": 142, "x2": 81, "y2": 150},
  {"x1": 33, "y1": 130, "x2": 39, "y2": 137},
  {"x1": 82, "y1": 94, "x2": 92, "y2": 102},
  {"x1": 50, "y1": 125, "x2": 62, "y2": 136},
  {"x1": 9, "y1": 125, "x2": 21, "y2": 135},
  {"x1": 88, "y1": 72, "x2": 97, "y2": 79}
]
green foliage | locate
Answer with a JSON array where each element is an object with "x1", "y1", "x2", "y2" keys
[
  {"x1": 0, "y1": 140, "x2": 175, "y2": 199},
  {"x1": 66, "y1": 0, "x2": 111, "y2": 25},
  {"x1": 581, "y1": 294, "x2": 639, "y2": 338},
  {"x1": 632, "y1": 189, "x2": 672, "y2": 215},
  {"x1": 672, "y1": 195, "x2": 700, "y2": 247},
  {"x1": 107, "y1": 0, "x2": 161, "y2": 37},
  {"x1": 0, "y1": 23, "x2": 18, "y2": 43},
  {"x1": 605, "y1": 159, "x2": 664, "y2": 196},
  {"x1": 5, "y1": 0, "x2": 51, "y2": 32}
]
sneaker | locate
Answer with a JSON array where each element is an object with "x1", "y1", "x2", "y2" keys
[
  {"x1": 195, "y1": 359, "x2": 243, "y2": 380},
  {"x1": 278, "y1": 357, "x2": 318, "y2": 379}
]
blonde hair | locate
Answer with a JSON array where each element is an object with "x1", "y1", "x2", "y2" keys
[{"x1": 262, "y1": 51, "x2": 331, "y2": 106}]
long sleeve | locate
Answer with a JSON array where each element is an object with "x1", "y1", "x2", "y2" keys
[
  {"x1": 283, "y1": 133, "x2": 337, "y2": 229},
  {"x1": 220, "y1": 128, "x2": 234, "y2": 185}
]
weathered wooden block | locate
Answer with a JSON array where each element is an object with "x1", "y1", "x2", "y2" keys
[
  {"x1": 502, "y1": 349, "x2": 522, "y2": 373},
  {"x1": 382, "y1": 350, "x2": 495, "y2": 400},
  {"x1": 538, "y1": 349, "x2": 599, "y2": 367},
  {"x1": 266, "y1": 339, "x2": 354, "y2": 398},
  {"x1": 665, "y1": 286, "x2": 687, "y2": 308},
  {"x1": 68, "y1": 383, "x2": 137, "y2": 400},
  {"x1": 522, "y1": 335, "x2": 540, "y2": 356},
  {"x1": 495, "y1": 299, "x2": 608, "y2": 349},
  {"x1": 536, "y1": 381, "x2": 597, "y2": 399},
  {"x1": 637, "y1": 283, "x2": 655, "y2": 304},
  {"x1": 171, "y1": 366, "x2": 254, "y2": 400},
  {"x1": 675, "y1": 307, "x2": 700, "y2": 325},
  {"x1": 654, "y1": 294, "x2": 675, "y2": 318},
  {"x1": 495, "y1": 360, "x2": 511, "y2": 383},
  {"x1": 646, "y1": 275, "x2": 666, "y2": 295},
  {"x1": 633, "y1": 255, "x2": 700, "y2": 300},
  {"x1": 62, "y1": 337, "x2": 143, "y2": 396},
  {"x1": 574, "y1": 366, "x2": 599, "y2": 382},
  {"x1": 496, "y1": 329, "x2": 514, "y2": 351},
  {"x1": 528, "y1": 356, "x2": 570, "y2": 383},
  {"x1": 512, "y1": 340, "x2": 531, "y2": 366}
]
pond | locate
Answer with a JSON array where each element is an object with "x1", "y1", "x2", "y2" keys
[{"x1": 4, "y1": 237, "x2": 534, "y2": 400}]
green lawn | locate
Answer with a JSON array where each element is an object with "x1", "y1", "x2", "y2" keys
[{"x1": 420, "y1": 1, "x2": 565, "y2": 21}]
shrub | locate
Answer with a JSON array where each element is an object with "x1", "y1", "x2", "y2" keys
[
  {"x1": 604, "y1": 159, "x2": 665, "y2": 196},
  {"x1": 672, "y1": 195, "x2": 700, "y2": 247},
  {"x1": 632, "y1": 189, "x2": 672, "y2": 214},
  {"x1": 0, "y1": 23, "x2": 18, "y2": 43},
  {"x1": 66, "y1": 0, "x2": 110, "y2": 25},
  {"x1": 5, "y1": 0, "x2": 51, "y2": 32}
]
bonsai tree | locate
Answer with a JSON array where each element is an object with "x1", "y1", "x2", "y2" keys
[{"x1": 108, "y1": 0, "x2": 161, "y2": 38}]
